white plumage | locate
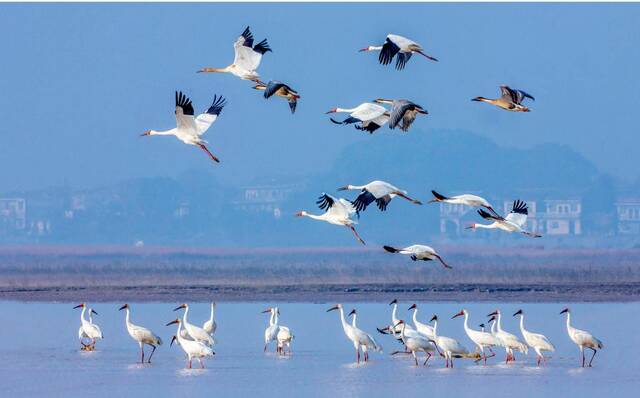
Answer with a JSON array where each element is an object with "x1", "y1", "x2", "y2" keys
[
  {"x1": 430, "y1": 315, "x2": 469, "y2": 368},
  {"x1": 561, "y1": 308, "x2": 603, "y2": 367},
  {"x1": 296, "y1": 193, "x2": 365, "y2": 244},
  {"x1": 383, "y1": 245, "x2": 452, "y2": 269},
  {"x1": 119, "y1": 304, "x2": 162, "y2": 364},
  {"x1": 338, "y1": 180, "x2": 422, "y2": 212},
  {"x1": 174, "y1": 304, "x2": 215, "y2": 346},
  {"x1": 327, "y1": 304, "x2": 382, "y2": 363},
  {"x1": 360, "y1": 34, "x2": 438, "y2": 70},
  {"x1": 469, "y1": 200, "x2": 541, "y2": 237},
  {"x1": 326, "y1": 103, "x2": 390, "y2": 133},
  {"x1": 487, "y1": 309, "x2": 528, "y2": 364},
  {"x1": 513, "y1": 309, "x2": 555, "y2": 366},
  {"x1": 453, "y1": 309, "x2": 498, "y2": 365},
  {"x1": 167, "y1": 318, "x2": 214, "y2": 369},
  {"x1": 74, "y1": 304, "x2": 103, "y2": 351}
]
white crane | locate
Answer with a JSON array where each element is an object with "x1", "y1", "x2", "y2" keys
[
  {"x1": 262, "y1": 307, "x2": 280, "y2": 353},
  {"x1": 173, "y1": 304, "x2": 215, "y2": 346},
  {"x1": 203, "y1": 302, "x2": 217, "y2": 336},
  {"x1": 377, "y1": 299, "x2": 421, "y2": 347},
  {"x1": 452, "y1": 309, "x2": 499, "y2": 365},
  {"x1": 275, "y1": 307, "x2": 294, "y2": 355},
  {"x1": 141, "y1": 91, "x2": 226, "y2": 164},
  {"x1": 383, "y1": 245, "x2": 452, "y2": 269},
  {"x1": 337, "y1": 180, "x2": 422, "y2": 212},
  {"x1": 326, "y1": 103, "x2": 390, "y2": 133},
  {"x1": 167, "y1": 319, "x2": 214, "y2": 369},
  {"x1": 73, "y1": 303, "x2": 102, "y2": 351},
  {"x1": 512, "y1": 309, "x2": 555, "y2": 366},
  {"x1": 487, "y1": 310, "x2": 528, "y2": 364},
  {"x1": 407, "y1": 304, "x2": 435, "y2": 339},
  {"x1": 373, "y1": 99, "x2": 428, "y2": 131},
  {"x1": 472, "y1": 85, "x2": 534, "y2": 112},
  {"x1": 429, "y1": 315, "x2": 469, "y2": 368},
  {"x1": 360, "y1": 34, "x2": 438, "y2": 70},
  {"x1": 428, "y1": 190, "x2": 497, "y2": 215},
  {"x1": 118, "y1": 304, "x2": 162, "y2": 363},
  {"x1": 468, "y1": 200, "x2": 542, "y2": 237},
  {"x1": 197, "y1": 26, "x2": 271, "y2": 82},
  {"x1": 253, "y1": 80, "x2": 300, "y2": 114},
  {"x1": 560, "y1": 308, "x2": 603, "y2": 367},
  {"x1": 327, "y1": 304, "x2": 382, "y2": 363},
  {"x1": 295, "y1": 193, "x2": 365, "y2": 245},
  {"x1": 393, "y1": 320, "x2": 436, "y2": 366}
]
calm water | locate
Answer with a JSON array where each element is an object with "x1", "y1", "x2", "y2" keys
[{"x1": 1, "y1": 301, "x2": 637, "y2": 397}]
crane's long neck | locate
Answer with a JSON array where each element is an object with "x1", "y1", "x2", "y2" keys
[
  {"x1": 125, "y1": 308, "x2": 132, "y2": 328},
  {"x1": 400, "y1": 323, "x2": 406, "y2": 341},
  {"x1": 199, "y1": 66, "x2": 233, "y2": 73},
  {"x1": 391, "y1": 304, "x2": 399, "y2": 324},
  {"x1": 565, "y1": 313, "x2": 572, "y2": 333},
  {"x1": 475, "y1": 223, "x2": 497, "y2": 230},
  {"x1": 210, "y1": 303, "x2": 215, "y2": 322},
  {"x1": 80, "y1": 306, "x2": 87, "y2": 323},
  {"x1": 368, "y1": 45, "x2": 383, "y2": 51},
  {"x1": 335, "y1": 107, "x2": 358, "y2": 113},
  {"x1": 182, "y1": 306, "x2": 190, "y2": 324},
  {"x1": 346, "y1": 184, "x2": 367, "y2": 191},
  {"x1": 496, "y1": 312, "x2": 504, "y2": 332},
  {"x1": 269, "y1": 310, "x2": 276, "y2": 326},
  {"x1": 351, "y1": 313, "x2": 357, "y2": 327},
  {"x1": 338, "y1": 307, "x2": 349, "y2": 332},
  {"x1": 519, "y1": 314, "x2": 526, "y2": 334},
  {"x1": 89, "y1": 310, "x2": 94, "y2": 324},
  {"x1": 412, "y1": 309, "x2": 418, "y2": 325},
  {"x1": 274, "y1": 308, "x2": 279, "y2": 326},
  {"x1": 149, "y1": 128, "x2": 177, "y2": 136},
  {"x1": 176, "y1": 321, "x2": 185, "y2": 345},
  {"x1": 432, "y1": 319, "x2": 438, "y2": 338},
  {"x1": 302, "y1": 212, "x2": 325, "y2": 221},
  {"x1": 463, "y1": 312, "x2": 470, "y2": 333},
  {"x1": 490, "y1": 320, "x2": 496, "y2": 334}
]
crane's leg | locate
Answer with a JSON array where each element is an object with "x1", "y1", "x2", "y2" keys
[
  {"x1": 197, "y1": 143, "x2": 220, "y2": 163},
  {"x1": 423, "y1": 352, "x2": 432, "y2": 366},
  {"x1": 139, "y1": 343, "x2": 145, "y2": 363},
  {"x1": 264, "y1": 343, "x2": 268, "y2": 353},
  {"x1": 356, "y1": 348, "x2": 360, "y2": 364},
  {"x1": 581, "y1": 347, "x2": 585, "y2": 367},
  {"x1": 393, "y1": 191, "x2": 422, "y2": 205},
  {"x1": 412, "y1": 352, "x2": 418, "y2": 366},
  {"x1": 588, "y1": 348, "x2": 597, "y2": 367},
  {"x1": 148, "y1": 344, "x2": 157, "y2": 363},
  {"x1": 348, "y1": 225, "x2": 365, "y2": 245},
  {"x1": 188, "y1": 358, "x2": 192, "y2": 369},
  {"x1": 199, "y1": 358, "x2": 205, "y2": 369},
  {"x1": 451, "y1": 357, "x2": 454, "y2": 368}
]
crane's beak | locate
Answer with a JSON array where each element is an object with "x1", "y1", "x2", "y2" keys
[
  {"x1": 173, "y1": 304, "x2": 187, "y2": 311},
  {"x1": 358, "y1": 47, "x2": 369, "y2": 52},
  {"x1": 166, "y1": 319, "x2": 179, "y2": 326},
  {"x1": 336, "y1": 185, "x2": 349, "y2": 191},
  {"x1": 389, "y1": 299, "x2": 398, "y2": 306},
  {"x1": 513, "y1": 310, "x2": 523, "y2": 317},
  {"x1": 140, "y1": 130, "x2": 151, "y2": 137},
  {"x1": 261, "y1": 308, "x2": 272, "y2": 314},
  {"x1": 91, "y1": 309, "x2": 98, "y2": 316},
  {"x1": 326, "y1": 305, "x2": 339, "y2": 312},
  {"x1": 73, "y1": 304, "x2": 84, "y2": 309},
  {"x1": 429, "y1": 315, "x2": 438, "y2": 322},
  {"x1": 408, "y1": 304, "x2": 417, "y2": 311},
  {"x1": 325, "y1": 108, "x2": 337, "y2": 114},
  {"x1": 170, "y1": 335, "x2": 177, "y2": 347},
  {"x1": 393, "y1": 320, "x2": 403, "y2": 328},
  {"x1": 348, "y1": 309, "x2": 356, "y2": 317},
  {"x1": 118, "y1": 304, "x2": 128, "y2": 311},
  {"x1": 452, "y1": 310, "x2": 464, "y2": 319},
  {"x1": 560, "y1": 308, "x2": 569, "y2": 315},
  {"x1": 487, "y1": 310, "x2": 498, "y2": 317}
]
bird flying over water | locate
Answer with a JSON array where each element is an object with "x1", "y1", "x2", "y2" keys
[
  {"x1": 472, "y1": 85, "x2": 535, "y2": 112},
  {"x1": 141, "y1": 91, "x2": 226, "y2": 164},
  {"x1": 360, "y1": 34, "x2": 438, "y2": 70},
  {"x1": 373, "y1": 99, "x2": 428, "y2": 131},
  {"x1": 383, "y1": 245, "x2": 452, "y2": 269},
  {"x1": 429, "y1": 190, "x2": 497, "y2": 215},
  {"x1": 253, "y1": 80, "x2": 300, "y2": 114},
  {"x1": 295, "y1": 193, "x2": 365, "y2": 245},
  {"x1": 197, "y1": 26, "x2": 272, "y2": 82}
]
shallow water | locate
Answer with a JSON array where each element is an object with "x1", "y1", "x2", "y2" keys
[{"x1": 1, "y1": 301, "x2": 637, "y2": 397}]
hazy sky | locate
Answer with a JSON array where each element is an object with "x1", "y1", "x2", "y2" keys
[{"x1": 1, "y1": 3, "x2": 639, "y2": 191}]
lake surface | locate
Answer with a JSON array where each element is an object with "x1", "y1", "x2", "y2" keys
[{"x1": 1, "y1": 301, "x2": 637, "y2": 397}]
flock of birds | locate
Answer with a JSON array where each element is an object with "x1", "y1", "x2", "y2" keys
[
  {"x1": 79, "y1": 26, "x2": 604, "y2": 371},
  {"x1": 139, "y1": 26, "x2": 540, "y2": 261},
  {"x1": 74, "y1": 301, "x2": 603, "y2": 369}
]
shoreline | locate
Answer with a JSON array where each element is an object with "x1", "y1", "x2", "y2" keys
[{"x1": 2, "y1": 282, "x2": 638, "y2": 303}]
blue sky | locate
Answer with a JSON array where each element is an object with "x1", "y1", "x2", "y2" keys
[{"x1": 1, "y1": 3, "x2": 639, "y2": 190}]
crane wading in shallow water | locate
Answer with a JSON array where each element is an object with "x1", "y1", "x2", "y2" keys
[
  {"x1": 167, "y1": 319, "x2": 214, "y2": 369},
  {"x1": 119, "y1": 304, "x2": 162, "y2": 364},
  {"x1": 296, "y1": 193, "x2": 365, "y2": 245},
  {"x1": 487, "y1": 310, "x2": 528, "y2": 364},
  {"x1": 203, "y1": 302, "x2": 217, "y2": 336},
  {"x1": 141, "y1": 91, "x2": 226, "y2": 164},
  {"x1": 452, "y1": 309, "x2": 499, "y2": 365},
  {"x1": 360, "y1": 34, "x2": 438, "y2": 70},
  {"x1": 197, "y1": 26, "x2": 271, "y2": 82},
  {"x1": 173, "y1": 304, "x2": 215, "y2": 346},
  {"x1": 513, "y1": 309, "x2": 555, "y2": 366},
  {"x1": 560, "y1": 308, "x2": 603, "y2": 367},
  {"x1": 327, "y1": 304, "x2": 382, "y2": 363},
  {"x1": 74, "y1": 303, "x2": 102, "y2": 351}
]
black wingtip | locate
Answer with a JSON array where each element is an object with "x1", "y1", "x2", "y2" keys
[{"x1": 431, "y1": 190, "x2": 448, "y2": 201}]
